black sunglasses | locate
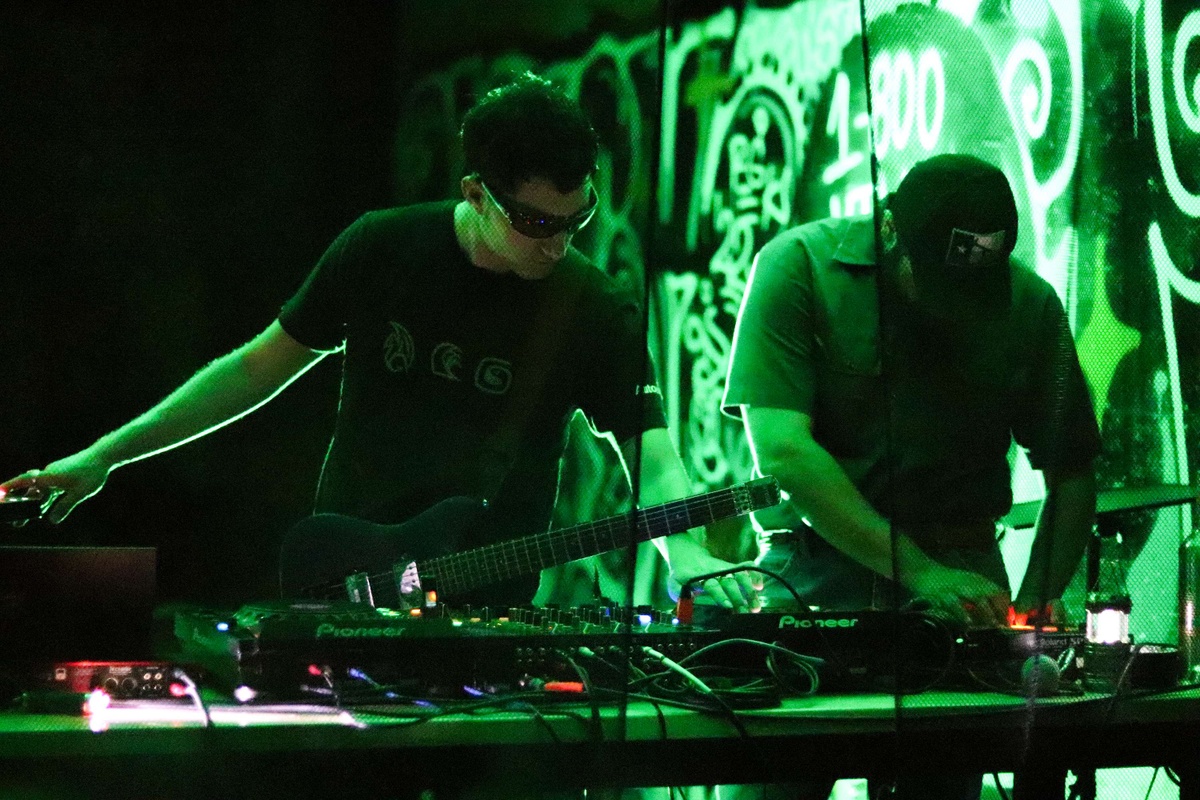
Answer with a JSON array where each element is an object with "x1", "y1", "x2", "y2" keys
[{"x1": 479, "y1": 180, "x2": 598, "y2": 240}]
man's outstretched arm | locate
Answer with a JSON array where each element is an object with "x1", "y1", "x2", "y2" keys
[{"x1": 1, "y1": 320, "x2": 327, "y2": 522}]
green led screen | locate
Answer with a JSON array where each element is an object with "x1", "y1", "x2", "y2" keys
[{"x1": 391, "y1": 0, "x2": 1200, "y2": 643}]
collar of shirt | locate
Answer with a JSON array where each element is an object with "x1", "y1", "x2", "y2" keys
[{"x1": 831, "y1": 214, "x2": 882, "y2": 269}]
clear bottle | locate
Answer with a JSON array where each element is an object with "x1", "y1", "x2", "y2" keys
[
  {"x1": 1085, "y1": 532, "x2": 1132, "y2": 646},
  {"x1": 1083, "y1": 530, "x2": 1133, "y2": 691}
]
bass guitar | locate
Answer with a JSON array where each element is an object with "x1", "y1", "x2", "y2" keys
[{"x1": 279, "y1": 476, "x2": 780, "y2": 607}]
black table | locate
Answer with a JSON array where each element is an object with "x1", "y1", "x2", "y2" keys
[{"x1": 2, "y1": 688, "x2": 1197, "y2": 799}]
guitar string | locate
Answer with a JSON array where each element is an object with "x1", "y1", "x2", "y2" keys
[
  {"x1": 437, "y1": 495, "x2": 738, "y2": 591},
  {"x1": 343, "y1": 500, "x2": 720, "y2": 600},
  {"x1": 316, "y1": 480, "x2": 768, "y2": 600},
  {"x1": 320, "y1": 489, "x2": 752, "y2": 600},
  {"x1": 319, "y1": 485, "x2": 757, "y2": 599},
  {"x1": 428, "y1": 487, "x2": 745, "y2": 594}
]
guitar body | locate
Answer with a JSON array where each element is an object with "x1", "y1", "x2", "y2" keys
[{"x1": 279, "y1": 496, "x2": 524, "y2": 607}]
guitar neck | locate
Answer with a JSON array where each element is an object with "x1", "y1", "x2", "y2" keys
[{"x1": 422, "y1": 480, "x2": 771, "y2": 597}]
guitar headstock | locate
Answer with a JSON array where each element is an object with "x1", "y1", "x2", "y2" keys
[{"x1": 732, "y1": 476, "x2": 782, "y2": 515}]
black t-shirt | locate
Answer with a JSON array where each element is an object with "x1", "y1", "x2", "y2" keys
[{"x1": 279, "y1": 201, "x2": 666, "y2": 543}]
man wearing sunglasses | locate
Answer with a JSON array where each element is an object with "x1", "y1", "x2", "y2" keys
[{"x1": 2, "y1": 73, "x2": 758, "y2": 613}]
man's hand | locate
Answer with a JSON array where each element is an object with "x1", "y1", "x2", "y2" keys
[
  {"x1": 0, "y1": 451, "x2": 112, "y2": 524},
  {"x1": 621, "y1": 429, "x2": 763, "y2": 612},
  {"x1": 667, "y1": 535, "x2": 761, "y2": 612},
  {"x1": 906, "y1": 563, "x2": 1010, "y2": 627},
  {"x1": 1012, "y1": 597, "x2": 1068, "y2": 628}
]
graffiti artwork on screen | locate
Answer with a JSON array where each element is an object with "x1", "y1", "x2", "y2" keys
[{"x1": 389, "y1": 0, "x2": 1199, "y2": 628}]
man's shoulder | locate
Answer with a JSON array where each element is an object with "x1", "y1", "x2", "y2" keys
[
  {"x1": 768, "y1": 212, "x2": 873, "y2": 253},
  {"x1": 1009, "y1": 259, "x2": 1063, "y2": 309},
  {"x1": 558, "y1": 248, "x2": 637, "y2": 309},
  {"x1": 800, "y1": 213, "x2": 869, "y2": 237},
  {"x1": 767, "y1": 214, "x2": 857, "y2": 246},
  {"x1": 758, "y1": 214, "x2": 875, "y2": 273},
  {"x1": 355, "y1": 200, "x2": 456, "y2": 234},
  {"x1": 793, "y1": 213, "x2": 870, "y2": 239},
  {"x1": 335, "y1": 201, "x2": 459, "y2": 275}
]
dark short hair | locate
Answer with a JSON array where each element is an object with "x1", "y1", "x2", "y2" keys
[{"x1": 461, "y1": 72, "x2": 599, "y2": 195}]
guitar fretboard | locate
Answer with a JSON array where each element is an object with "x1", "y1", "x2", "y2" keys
[{"x1": 424, "y1": 483, "x2": 755, "y2": 596}]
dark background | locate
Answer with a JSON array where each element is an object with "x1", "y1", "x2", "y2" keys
[
  {"x1": 0, "y1": 1, "x2": 728, "y2": 608},
  {"x1": 1, "y1": 2, "x2": 403, "y2": 606}
]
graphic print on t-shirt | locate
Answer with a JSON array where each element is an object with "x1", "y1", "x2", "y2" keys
[
  {"x1": 432, "y1": 342, "x2": 465, "y2": 381},
  {"x1": 474, "y1": 357, "x2": 512, "y2": 395},
  {"x1": 383, "y1": 322, "x2": 415, "y2": 373},
  {"x1": 384, "y1": 321, "x2": 513, "y2": 396}
]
